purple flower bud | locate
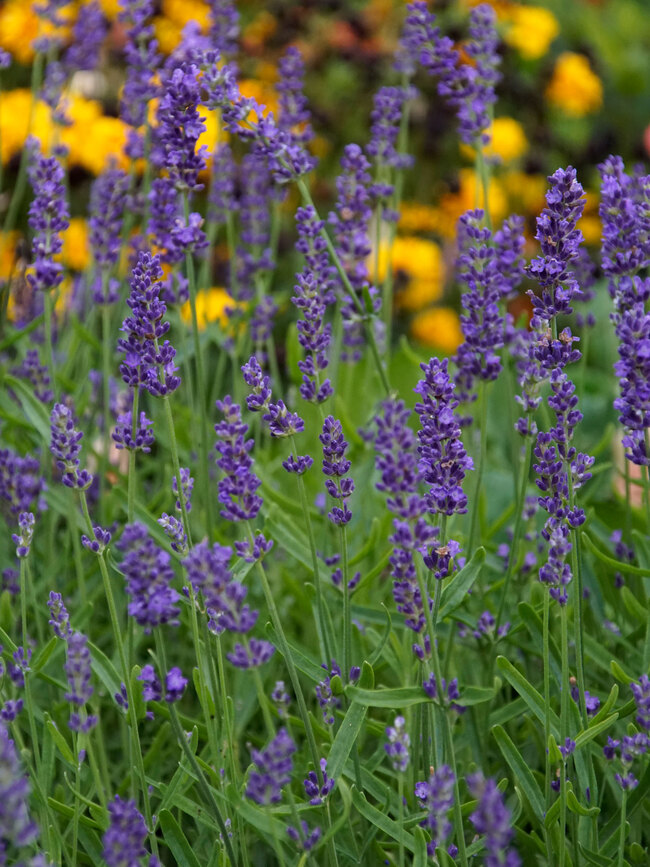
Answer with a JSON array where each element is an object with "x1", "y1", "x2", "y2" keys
[{"x1": 165, "y1": 667, "x2": 187, "y2": 703}]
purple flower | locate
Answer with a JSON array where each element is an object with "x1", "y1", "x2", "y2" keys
[
  {"x1": 208, "y1": 144, "x2": 237, "y2": 225},
  {"x1": 65, "y1": 632, "x2": 97, "y2": 732},
  {"x1": 117, "y1": 523, "x2": 180, "y2": 631},
  {"x1": 613, "y1": 303, "x2": 650, "y2": 466},
  {"x1": 467, "y1": 772, "x2": 521, "y2": 867},
  {"x1": 112, "y1": 411, "x2": 155, "y2": 453},
  {"x1": 277, "y1": 46, "x2": 312, "y2": 144},
  {"x1": 287, "y1": 821, "x2": 321, "y2": 852},
  {"x1": 235, "y1": 151, "x2": 275, "y2": 301},
  {"x1": 214, "y1": 397, "x2": 263, "y2": 521},
  {"x1": 118, "y1": 251, "x2": 180, "y2": 397},
  {"x1": 527, "y1": 167, "x2": 585, "y2": 336},
  {"x1": 0, "y1": 449, "x2": 44, "y2": 517},
  {"x1": 315, "y1": 661, "x2": 342, "y2": 725},
  {"x1": 570, "y1": 681, "x2": 600, "y2": 716},
  {"x1": 184, "y1": 541, "x2": 255, "y2": 633},
  {"x1": 89, "y1": 166, "x2": 128, "y2": 274},
  {"x1": 155, "y1": 63, "x2": 207, "y2": 193},
  {"x1": 208, "y1": 0, "x2": 239, "y2": 56},
  {"x1": 65, "y1": 1, "x2": 107, "y2": 73},
  {"x1": 165, "y1": 667, "x2": 187, "y2": 703},
  {"x1": 271, "y1": 681, "x2": 290, "y2": 718},
  {"x1": 158, "y1": 514, "x2": 187, "y2": 556},
  {"x1": 172, "y1": 468, "x2": 194, "y2": 514},
  {"x1": 374, "y1": 398, "x2": 426, "y2": 518},
  {"x1": 0, "y1": 724, "x2": 39, "y2": 850},
  {"x1": 119, "y1": 0, "x2": 161, "y2": 136},
  {"x1": 103, "y1": 795, "x2": 149, "y2": 867},
  {"x1": 415, "y1": 765, "x2": 455, "y2": 857},
  {"x1": 303, "y1": 758, "x2": 335, "y2": 805},
  {"x1": 226, "y1": 639, "x2": 275, "y2": 669},
  {"x1": 50, "y1": 403, "x2": 93, "y2": 490},
  {"x1": 138, "y1": 665, "x2": 161, "y2": 703},
  {"x1": 415, "y1": 358, "x2": 473, "y2": 516},
  {"x1": 12, "y1": 512, "x2": 34, "y2": 559},
  {"x1": 385, "y1": 716, "x2": 410, "y2": 772},
  {"x1": 1, "y1": 699, "x2": 23, "y2": 722},
  {"x1": 245, "y1": 728, "x2": 296, "y2": 805},
  {"x1": 11, "y1": 349, "x2": 53, "y2": 403},
  {"x1": 48, "y1": 591, "x2": 72, "y2": 640},
  {"x1": 292, "y1": 206, "x2": 336, "y2": 404},
  {"x1": 394, "y1": 2, "x2": 456, "y2": 81},
  {"x1": 0, "y1": 49, "x2": 11, "y2": 70},
  {"x1": 81, "y1": 525, "x2": 112, "y2": 555},
  {"x1": 631, "y1": 675, "x2": 650, "y2": 732},
  {"x1": 27, "y1": 139, "x2": 70, "y2": 294},
  {"x1": 320, "y1": 416, "x2": 354, "y2": 525},
  {"x1": 423, "y1": 673, "x2": 465, "y2": 712},
  {"x1": 234, "y1": 533, "x2": 273, "y2": 563}
]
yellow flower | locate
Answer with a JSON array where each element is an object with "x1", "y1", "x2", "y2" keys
[
  {"x1": 154, "y1": 17, "x2": 182, "y2": 55},
  {"x1": 375, "y1": 236, "x2": 445, "y2": 312},
  {"x1": 502, "y1": 171, "x2": 547, "y2": 216},
  {"x1": 410, "y1": 307, "x2": 464, "y2": 354},
  {"x1": 97, "y1": 0, "x2": 121, "y2": 20},
  {"x1": 0, "y1": 90, "x2": 53, "y2": 163},
  {"x1": 435, "y1": 169, "x2": 508, "y2": 238},
  {"x1": 162, "y1": 0, "x2": 210, "y2": 30},
  {"x1": 242, "y1": 11, "x2": 278, "y2": 52},
  {"x1": 580, "y1": 191, "x2": 601, "y2": 245},
  {"x1": 0, "y1": 231, "x2": 20, "y2": 281},
  {"x1": 398, "y1": 203, "x2": 439, "y2": 234},
  {"x1": 180, "y1": 288, "x2": 236, "y2": 330},
  {"x1": 198, "y1": 107, "x2": 228, "y2": 157},
  {"x1": 461, "y1": 117, "x2": 528, "y2": 164},
  {"x1": 504, "y1": 6, "x2": 559, "y2": 61},
  {"x1": 546, "y1": 52, "x2": 603, "y2": 118},
  {"x1": 239, "y1": 79, "x2": 279, "y2": 119},
  {"x1": 67, "y1": 115, "x2": 129, "y2": 174},
  {"x1": 62, "y1": 219, "x2": 90, "y2": 272},
  {"x1": 0, "y1": 1, "x2": 73, "y2": 65}
]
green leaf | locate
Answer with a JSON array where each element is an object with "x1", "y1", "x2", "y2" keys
[
  {"x1": 44, "y1": 713, "x2": 76, "y2": 766},
  {"x1": 492, "y1": 725, "x2": 545, "y2": 822},
  {"x1": 578, "y1": 844, "x2": 615, "y2": 866},
  {"x1": 575, "y1": 713, "x2": 618, "y2": 750},
  {"x1": 158, "y1": 809, "x2": 202, "y2": 867},
  {"x1": 496, "y1": 656, "x2": 560, "y2": 736},
  {"x1": 621, "y1": 585, "x2": 647, "y2": 622},
  {"x1": 265, "y1": 624, "x2": 324, "y2": 682},
  {"x1": 328, "y1": 701, "x2": 368, "y2": 781},
  {"x1": 610, "y1": 659, "x2": 634, "y2": 685},
  {"x1": 130, "y1": 665, "x2": 146, "y2": 722},
  {"x1": 32, "y1": 636, "x2": 58, "y2": 672},
  {"x1": 461, "y1": 682, "x2": 499, "y2": 706},
  {"x1": 590, "y1": 684, "x2": 619, "y2": 726},
  {"x1": 413, "y1": 827, "x2": 428, "y2": 867},
  {"x1": 351, "y1": 788, "x2": 416, "y2": 853},
  {"x1": 368, "y1": 604, "x2": 393, "y2": 667},
  {"x1": 225, "y1": 783, "x2": 287, "y2": 841},
  {"x1": 4, "y1": 374, "x2": 51, "y2": 442},
  {"x1": 439, "y1": 547, "x2": 486, "y2": 619},
  {"x1": 567, "y1": 787, "x2": 599, "y2": 818},
  {"x1": 87, "y1": 641, "x2": 122, "y2": 700},
  {"x1": 582, "y1": 532, "x2": 650, "y2": 576},
  {"x1": 265, "y1": 505, "x2": 313, "y2": 572},
  {"x1": 347, "y1": 685, "x2": 427, "y2": 708}
]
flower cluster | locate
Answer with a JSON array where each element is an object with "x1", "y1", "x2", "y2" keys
[
  {"x1": 117, "y1": 523, "x2": 180, "y2": 630},
  {"x1": 64, "y1": 631, "x2": 97, "y2": 732},
  {"x1": 27, "y1": 140, "x2": 70, "y2": 294},
  {"x1": 320, "y1": 416, "x2": 354, "y2": 525},
  {"x1": 385, "y1": 716, "x2": 410, "y2": 772},
  {"x1": 102, "y1": 795, "x2": 150, "y2": 867},
  {"x1": 415, "y1": 765, "x2": 455, "y2": 856},
  {"x1": 214, "y1": 396, "x2": 263, "y2": 522},
  {"x1": 245, "y1": 728, "x2": 296, "y2": 805},
  {"x1": 467, "y1": 772, "x2": 520, "y2": 867},
  {"x1": 49, "y1": 403, "x2": 93, "y2": 490}
]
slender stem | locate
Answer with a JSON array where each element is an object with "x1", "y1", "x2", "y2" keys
[
  {"x1": 290, "y1": 435, "x2": 330, "y2": 662},
  {"x1": 72, "y1": 737, "x2": 81, "y2": 867},
  {"x1": 559, "y1": 603, "x2": 570, "y2": 867},
  {"x1": 543, "y1": 589, "x2": 553, "y2": 861},
  {"x1": 617, "y1": 789, "x2": 627, "y2": 867},
  {"x1": 162, "y1": 395, "x2": 193, "y2": 548},
  {"x1": 245, "y1": 521, "x2": 322, "y2": 776},
  {"x1": 184, "y1": 194, "x2": 215, "y2": 540},
  {"x1": 495, "y1": 435, "x2": 533, "y2": 634},
  {"x1": 154, "y1": 628, "x2": 236, "y2": 865},
  {"x1": 127, "y1": 387, "x2": 139, "y2": 524},
  {"x1": 43, "y1": 290, "x2": 57, "y2": 400},
  {"x1": 295, "y1": 178, "x2": 391, "y2": 396},
  {"x1": 476, "y1": 144, "x2": 492, "y2": 232},
  {"x1": 101, "y1": 296, "x2": 112, "y2": 522},
  {"x1": 398, "y1": 773, "x2": 405, "y2": 867},
  {"x1": 341, "y1": 525, "x2": 351, "y2": 679},
  {"x1": 20, "y1": 559, "x2": 42, "y2": 773},
  {"x1": 77, "y1": 492, "x2": 159, "y2": 858},
  {"x1": 467, "y1": 381, "x2": 488, "y2": 554}
]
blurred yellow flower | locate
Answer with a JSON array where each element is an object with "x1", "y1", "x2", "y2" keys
[
  {"x1": 198, "y1": 107, "x2": 228, "y2": 157},
  {"x1": 180, "y1": 288, "x2": 236, "y2": 330},
  {"x1": 462, "y1": 117, "x2": 528, "y2": 164},
  {"x1": 375, "y1": 236, "x2": 445, "y2": 312},
  {"x1": 239, "y1": 79, "x2": 279, "y2": 119},
  {"x1": 242, "y1": 11, "x2": 278, "y2": 52},
  {"x1": 162, "y1": 0, "x2": 210, "y2": 30},
  {"x1": 67, "y1": 115, "x2": 129, "y2": 174},
  {"x1": 435, "y1": 169, "x2": 508, "y2": 238},
  {"x1": 0, "y1": 1, "x2": 74, "y2": 65},
  {"x1": 62, "y1": 219, "x2": 90, "y2": 272},
  {"x1": 546, "y1": 53, "x2": 603, "y2": 117},
  {"x1": 0, "y1": 231, "x2": 20, "y2": 281},
  {"x1": 97, "y1": 0, "x2": 120, "y2": 20},
  {"x1": 0, "y1": 90, "x2": 53, "y2": 163},
  {"x1": 399, "y1": 203, "x2": 439, "y2": 234},
  {"x1": 154, "y1": 18, "x2": 183, "y2": 55},
  {"x1": 411, "y1": 307, "x2": 463, "y2": 354},
  {"x1": 504, "y1": 6, "x2": 559, "y2": 61},
  {"x1": 581, "y1": 191, "x2": 601, "y2": 245},
  {"x1": 502, "y1": 171, "x2": 547, "y2": 216}
]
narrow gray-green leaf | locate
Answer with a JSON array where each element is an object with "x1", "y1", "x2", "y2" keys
[
  {"x1": 492, "y1": 725, "x2": 545, "y2": 822},
  {"x1": 439, "y1": 547, "x2": 486, "y2": 619},
  {"x1": 158, "y1": 809, "x2": 202, "y2": 867}
]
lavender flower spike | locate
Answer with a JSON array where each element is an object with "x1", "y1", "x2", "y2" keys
[
  {"x1": 214, "y1": 396, "x2": 263, "y2": 522},
  {"x1": 467, "y1": 772, "x2": 521, "y2": 867},
  {"x1": 117, "y1": 523, "x2": 180, "y2": 631},
  {"x1": 0, "y1": 724, "x2": 39, "y2": 851},
  {"x1": 415, "y1": 765, "x2": 455, "y2": 857},
  {"x1": 245, "y1": 728, "x2": 297, "y2": 805},
  {"x1": 27, "y1": 139, "x2": 70, "y2": 294},
  {"x1": 50, "y1": 403, "x2": 93, "y2": 490},
  {"x1": 320, "y1": 416, "x2": 354, "y2": 525},
  {"x1": 65, "y1": 632, "x2": 97, "y2": 732},
  {"x1": 103, "y1": 795, "x2": 149, "y2": 867}
]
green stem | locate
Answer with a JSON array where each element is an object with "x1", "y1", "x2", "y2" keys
[
  {"x1": 162, "y1": 395, "x2": 193, "y2": 548},
  {"x1": 467, "y1": 381, "x2": 488, "y2": 555},
  {"x1": 127, "y1": 387, "x2": 139, "y2": 524},
  {"x1": 154, "y1": 628, "x2": 236, "y2": 865},
  {"x1": 101, "y1": 295, "x2": 112, "y2": 523},
  {"x1": 184, "y1": 194, "x2": 214, "y2": 540},
  {"x1": 77, "y1": 492, "x2": 159, "y2": 858},
  {"x1": 559, "y1": 603, "x2": 570, "y2": 867},
  {"x1": 295, "y1": 178, "x2": 391, "y2": 396},
  {"x1": 245, "y1": 521, "x2": 322, "y2": 776},
  {"x1": 341, "y1": 525, "x2": 351, "y2": 680},
  {"x1": 43, "y1": 290, "x2": 57, "y2": 400},
  {"x1": 543, "y1": 590, "x2": 553, "y2": 862},
  {"x1": 495, "y1": 434, "x2": 533, "y2": 634},
  {"x1": 476, "y1": 143, "x2": 492, "y2": 232},
  {"x1": 617, "y1": 789, "x2": 627, "y2": 867}
]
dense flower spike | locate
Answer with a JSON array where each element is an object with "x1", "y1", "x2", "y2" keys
[
  {"x1": 245, "y1": 728, "x2": 297, "y2": 805},
  {"x1": 394, "y1": 2, "x2": 457, "y2": 81},
  {"x1": 467, "y1": 772, "x2": 521, "y2": 867},
  {"x1": 208, "y1": 144, "x2": 237, "y2": 225},
  {"x1": 117, "y1": 523, "x2": 180, "y2": 630},
  {"x1": 12, "y1": 511, "x2": 34, "y2": 559},
  {"x1": 0, "y1": 449, "x2": 44, "y2": 517},
  {"x1": 303, "y1": 759, "x2": 335, "y2": 805},
  {"x1": 527, "y1": 167, "x2": 585, "y2": 336},
  {"x1": 534, "y1": 369, "x2": 593, "y2": 604},
  {"x1": 292, "y1": 206, "x2": 335, "y2": 403},
  {"x1": 50, "y1": 403, "x2": 93, "y2": 490},
  {"x1": 242, "y1": 357, "x2": 305, "y2": 440},
  {"x1": 208, "y1": 0, "x2": 240, "y2": 56},
  {"x1": 415, "y1": 358, "x2": 473, "y2": 516},
  {"x1": 165, "y1": 668, "x2": 187, "y2": 703},
  {"x1": 320, "y1": 416, "x2": 355, "y2": 525},
  {"x1": 103, "y1": 796, "x2": 149, "y2": 867},
  {"x1": 118, "y1": 0, "x2": 161, "y2": 138},
  {"x1": 385, "y1": 716, "x2": 410, "y2": 772},
  {"x1": 415, "y1": 765, "x2": 455, "y2": 856},
  {"x1": 89, "y1": 166, "x2": 129, "y2": 274},
  {"x1": 118, "y1": 251, "x2": 180, "y2": 397},
  {"x1": 112, "y1": 411, "x2": 155, "y2": 453},
  {"x1": 631, "y1": 675, "x2": 650, "y2": 732},
  {"x1": 155, "y1": 63, "x2": 207, "y2": 193},
  {"x1": 12, "y1": 349, "x2": 53, "y2": 403},
  {"x1": 64, "y1": 632, "x2": 97, "y2": 732},
  {"x1": 374, "y1": 398, "x2": 426, "y2": 518},
  {"x1": 277, "y1": 46, "x2": 312, "y2": 144},
  {"x1": 0, "y1": 724, "x2": 39, "y2": 852},
  {"x1": 613, "y1": 303, "x2": 650, "y2": 465},
  {"x1": 47, "y1": 591, "x2": 72, "y2": 640},
  {"x1": 64, "y1": 1, "x2": 107, "y2": 74},
  {"x1": 27, "y1": 139, "x2": 70, "y2": 294},
  {"x1": 214, "y1": 397, "x2": 263, "y2": 521}
]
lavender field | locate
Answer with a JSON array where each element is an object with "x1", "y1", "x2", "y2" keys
[{"x1": 0, "y1": 0, "x2": 649, "y2": 864}]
